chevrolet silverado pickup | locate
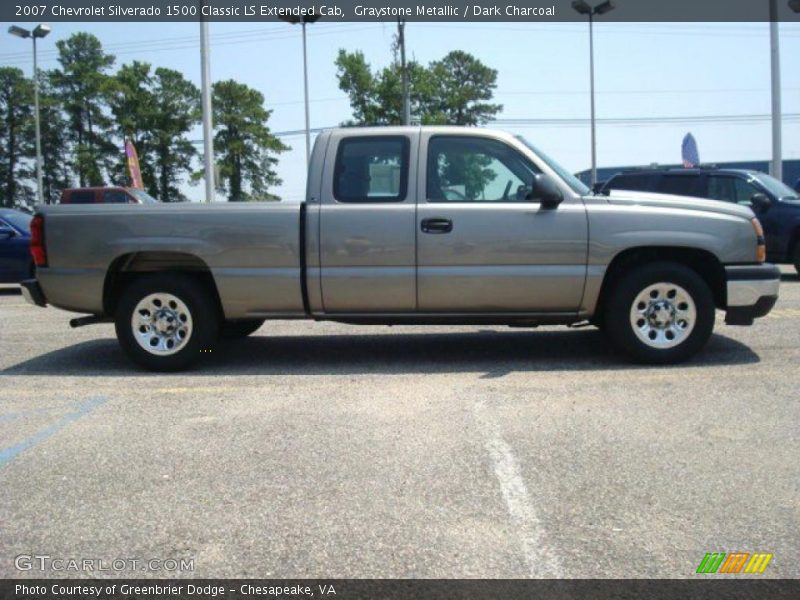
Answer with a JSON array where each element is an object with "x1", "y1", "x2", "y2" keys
[{"x1": 22, "y1": 127, "x2": 780, "y2": 371}]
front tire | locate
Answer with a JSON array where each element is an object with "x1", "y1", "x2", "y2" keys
[
  {"x1": 603, "y1": 262, "x2": 715, "y2": 364},
  {"x1": 792, "y1": 242, "x2": 800, "y2": 275},
  {"x1": 115, "y1": 274, "x2": 219, "y2": 371}
]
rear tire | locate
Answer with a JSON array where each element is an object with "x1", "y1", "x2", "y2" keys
[
  {"x1": 220, "y1": 319, "x2": 264, "y2": 339},
  {"x1": 792, "y1": 242, "x2": 800, "y2": 275},
  {"x1": 115, "y1": 274, "x2": 218, "y2": 371},
  {"x1": 603, "y1": 262, "x2": 715, "y2": 364}
]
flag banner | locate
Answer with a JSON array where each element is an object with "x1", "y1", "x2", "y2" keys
[
  {"x1": 682, "y1": 133, "x2": 700, "y2": 168},
  {"x1": 125, "y1": 139, "x2": 145, "y2": 190}
]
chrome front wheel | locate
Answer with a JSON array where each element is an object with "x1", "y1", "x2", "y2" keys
[
  {"x1": 629, "y1": 282, "x2": 697, "y2": 349},
  {"x1": 604, "y1": 262, "x2": 715, "y2": 364}
]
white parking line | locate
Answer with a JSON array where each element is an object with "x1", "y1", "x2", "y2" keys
[{"x1": 474, "y1": 400, "x2": 563, "y2": 578}]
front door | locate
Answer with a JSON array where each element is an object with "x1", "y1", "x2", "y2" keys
[
  {"x1": 318, "y1": 132, "x2": 418, "y2": 313},
  {"x1": 416, "y1": 133, "x2": 588, "y2": 313}
]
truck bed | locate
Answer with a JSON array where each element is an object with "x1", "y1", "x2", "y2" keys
[{"x1": 36, "y1": 202, "x2": 305, "y2": 318}]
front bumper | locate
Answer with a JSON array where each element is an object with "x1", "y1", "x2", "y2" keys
[
  {"x1": 20, "y1": 278, "x2": 47, "y2": 308},
  {"x1": 724, "y1": 264, "x2": 780, "y2": 325}
]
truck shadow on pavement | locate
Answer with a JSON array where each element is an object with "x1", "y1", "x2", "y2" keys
[{"x1": 3, "y1": 329, "x2": 760, "y2": 376}]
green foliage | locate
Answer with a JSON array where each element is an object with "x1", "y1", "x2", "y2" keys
[
  {"x1": 37, "y1": 71, "x2": 71, "y2": 204},
  {"x1": 151, "y1": 68, "x2": 200, "y2": 203},
  {"x1": 0, "y1": 67, "x2": 34, "y2": 208},
  {"x1": 50, "y1": 32, "x2": 116, "y2": 186},
  {"x1": 4, "y1": 31, "x2": 287, "y2": 204},
  {"x1": 203, "y1": 79, "x2": 288, "y2": 202},
  {"x1": 108, "y1": 62, "x2": 199, "y2": 201},
  {"x1": 335, "y1": 49, "x2": 502, "y2": 126}
]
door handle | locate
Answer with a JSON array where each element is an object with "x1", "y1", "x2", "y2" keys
[{"x1": 420, "y1": 218, "x2": 453, "y2": 234}]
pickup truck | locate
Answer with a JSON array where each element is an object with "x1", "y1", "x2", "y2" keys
[{"x1": 21, "y1": 126, "x2": 781, "y2": 371}]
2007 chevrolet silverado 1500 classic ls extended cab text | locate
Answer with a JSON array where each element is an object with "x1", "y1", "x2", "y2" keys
[{"x1": 21, "y1": 127, "x2": 781, "y2": 371}]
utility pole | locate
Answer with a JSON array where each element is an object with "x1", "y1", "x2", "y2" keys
[
  {"x1": 279, "y1": 14, "x2": 321, "y2": 166},
  {"x1": 8, "y1": 24, "x2": 50, "y2": 204},
  {"x1": 398, "y1": 19, "x2": 410, "y2": 126},
  {"x1": 200, "y1": 3, "x2": 216, "y2": 203},
  {"x1": 769, "y1": 0, "x2": 782, "y2": 180},
  {"x1": 572, "y1": 1, "x2": 615, "y2": 188}
]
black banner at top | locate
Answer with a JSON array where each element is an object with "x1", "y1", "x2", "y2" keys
[{"x1": 4, "y1": 0, "x2": 800, "y2": 22}]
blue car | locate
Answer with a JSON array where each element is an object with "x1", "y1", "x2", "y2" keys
[{"x1": 0, "y1": 209, "x2": 33, "y2": 284}]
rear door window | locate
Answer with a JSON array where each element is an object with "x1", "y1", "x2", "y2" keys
[
  {"x1": 606, "y1": 173, "x2": 655, "y2": 192},
  {"x1": 333, "y1": 136, "x2": 409, "y2": 203},
  {"x1": 657, "y1": 174, "x2": 701, "y2": 197},
  {"x1": 707, "y1": 176, "x2": 737, "y2": 203}
]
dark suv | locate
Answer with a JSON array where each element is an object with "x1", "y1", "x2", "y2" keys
[{"x1": 600, "y1": 168, "x2": 800, "y2": 273}]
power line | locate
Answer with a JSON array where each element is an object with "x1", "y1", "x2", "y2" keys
[{"x1": 0, "y1": 23, "x2": 386, "y2": 65}]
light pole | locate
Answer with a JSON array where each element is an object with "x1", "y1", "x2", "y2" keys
[
  {"x1": 783, "y1": 0, "x2": 800, "y2": 181},
  {"x1": 199, "y1": 2, "x2": 215, "y2": 203},
  {"x1": 571, "y1": 1, "x2": 615, "y2": 187},
  {"x1": 8, "y1": 24, "x2": 51, "y2": 205},
  {"x1": 280, "y1": 14, "x2": 321, "y2": 165},
  {"x1": 769, "y1": 0, "x2": 782, "y2": 181}
]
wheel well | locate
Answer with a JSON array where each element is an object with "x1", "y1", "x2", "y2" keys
[
  {"x1": 103, "y1": 252, "x2": 224, "y2": 317},
  {"x1": 789, "y1": 227, "x2": 800, "y2": 262},
  {"x1": 595, "y1": 247, "x2": 727, "y2": 316}
]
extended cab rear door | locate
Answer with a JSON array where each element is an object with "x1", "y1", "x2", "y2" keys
[
  {"x1": 416, "y1": 131, "x2": 588, "y2": 312},
  {"x1": 317, "y1": 130, "x2": 418, "y2": 313}
]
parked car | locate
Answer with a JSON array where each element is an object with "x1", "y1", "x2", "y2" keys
[
  {"x1": 600, "y1": 167, "x2": 800, "y2": 273},
  {"x1": 60, "y1": 187, "x2": 159, "y2": 205},
  {"x1": 0, "y1": 208, "x2": 33, "y2": 283},
  {"x1": 22, "y1": 127, "x2": 779, "y2": 371}
]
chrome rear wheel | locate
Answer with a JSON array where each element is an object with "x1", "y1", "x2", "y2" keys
[{"x1": 131, "y1": 293, "x2": 193, "y2": 356}]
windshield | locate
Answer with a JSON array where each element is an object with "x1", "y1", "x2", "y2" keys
[
  {"x1": 128, "y1": 189, "x2": 159, "y2": 204},
  {"x1": 751, "y1": 173, "x2": 798, "y2": 200},
  {"x1": 1, "y1": 212, "x2": 31, "y2": 233},
  {"x1": 516, "y1": 136, "x2": 591, "y2": 196}
]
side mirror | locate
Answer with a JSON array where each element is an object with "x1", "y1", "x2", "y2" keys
[
  {"x1": 0, "y1": 227, "x2": 16, "y2": 240},
  {"x1": 530, "y1": 173, "x2": 564, "y2": 208},
  {"x1": 750, "y1": 193, "x2": 771, "y2": 211}
]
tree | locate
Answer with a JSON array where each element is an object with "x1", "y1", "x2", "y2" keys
[
  {"x1": 150, "y1": 68, "x2": 200, "y2": 202},
  {"x1": 108, "y1": 63, "x2": 200, "y2": 201},
  {"x1": 335, "y1": 49, "x2": 502, "y2": 126},
  {"x1": 51, "y1": 32, "x2": 116, "y2": 186},
  {"x1": 205, "y1": 80, "x2": 288, "y2": 202},
  {"x1": 107, "y1": 60, "x2": 157, "y2": 191},
  {"x1": 38, "y1": 71, "x2": 72, "y2": 203},
  {"x1": 428, "y1": 51, "x2": 503, "y2": 126},
  {"x1": 334, "y1": 50, "x2": 434, "y2": 126},
  {"x1": 0, "y1": 67, "x2": 34, "y2": 208}
]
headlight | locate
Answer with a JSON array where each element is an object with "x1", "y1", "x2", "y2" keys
[{"x1": 751, "y1": 218, "x2": 766, "y2": 263}]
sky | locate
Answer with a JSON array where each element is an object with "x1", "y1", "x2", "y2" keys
[{"x1": 1, "y1": 20, "x2": 799, "y2": 202}]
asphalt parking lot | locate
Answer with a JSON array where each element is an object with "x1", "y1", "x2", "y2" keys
[{"x1": 1, "y1": 268, "x2": 798, "y2": 579}]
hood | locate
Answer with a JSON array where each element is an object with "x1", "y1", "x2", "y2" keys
[{"x1": 600, "y1": 190, "x2": 755, "y2": 221}]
